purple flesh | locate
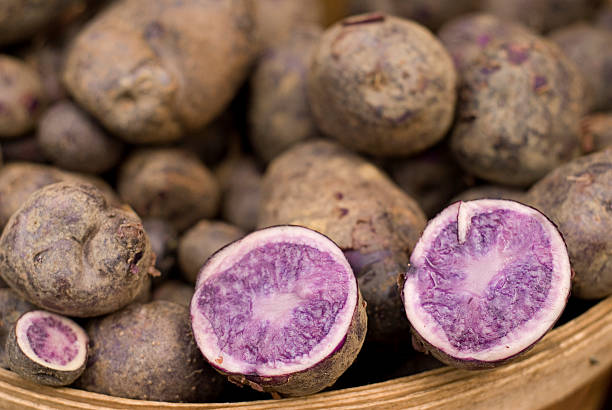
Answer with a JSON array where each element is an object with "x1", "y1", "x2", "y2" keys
[
  {"x1": 197, "y1": 242, "x2": 348, "y2": 365},
  {"x1": 27, "y1": 316, "x2": 79, "y2": 366},
  {"x1": 191, "y1": 225, "x2": 358, "y2": 378},
  {"x1": 403, "y1": 200, "x2": 571, "y2": 365}
]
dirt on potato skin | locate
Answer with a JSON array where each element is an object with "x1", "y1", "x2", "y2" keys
[
  {"x1": 451, "y1": 33, "x2": 586, "y2": 186},
  {"x1": 308, "y1": 14, "x2": 457, "y2": 157},
  {"x1": 63, "y1": 0, "x2": 257, "y2": 144},
  {"x1": 76, "y1": 301, "x2": 224, "y2": 402},
  {"x1": 259, "y1": 140, "x2": 427, "y2": 342},
  {"x1": 0, "y1": 289, "x2": 36, "y2": 369},
  {"x1": 118, "y1": 148, "x2": 220, "y2": 233},
  {"x1": 0, "y1": 182, "x2": 156, "y2": 317},
  {"x1": 526, "y1": 149, "x2": 612, "y2": 299}
]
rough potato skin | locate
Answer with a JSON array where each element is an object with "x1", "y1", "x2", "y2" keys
[
  {"x1": 450, "y1": 185, "x2": 527, "y2": 204},
  {"x1": 451, "y1": 34, "x2": 586, "y2": 186},
  {"x1": 349, "y1": 0, "x2": 479, "y2": 30},
  {"x1": 37, "y1": 101, "x2": 123, "y2": 173},
  {"x1": 259, "y1": 140, "x2": 427, "y2": 342},
  {"x1": 254, "y1": 0, "x2": 323, "y2": 49},
  {"x1": 118, "y1": 149, "x2": 220, "y2": 232},
  {"x1": 178, "y1": 220, "x2": 245, "y2": 284},
  {"x1": 388, "y1": 146, "x2": 468, "y2": 218},
  {"x1": 0, "y1": 289, "x2": 36, "y2": 369},
  {"x1": 152, "y1": 280, "x2": 194, "y2": 308},
  {"x1": 0, "y1": 0, "x2": 75, "y2": 46},
  {"x1": 308, "y1": 14, "x2": 457, "y2": 157},
  {"x1": 76, "y1": 301, "x2": 224, "y2": 402},
  {"x1": 223, "y1": 291, "x2": 367, "y2": 397},
  {"x1": 526, "y1": 149, "x2": 612, "y2": 299},
  {"x1": 0, "y1": 163, "x2": 118, "y2": 229},
  {"x1": 0, "y1": 183, "x2": 156, "y2": 317},
  {"x1": 549, "y1": 23, "x2": 612, "y2": 112},
  {"x1": 438, "y1": 13, "x2": 535, "y2": 74},
  {"x1": 483, "y1": 0, "x2": 601, "y2": 33},
  {"x1": 63, "y1": 0, "x2": 257, "y2": 144},
  {"x1": 249, "y1": 26, "x2": 323, "y2": 162},
  {"x1": 216, "y1": 156, "x2": 263, "y2": 232},
  {"x1": 6, "y1": 312, "x2": 87, "y2": 386},
  {"x1": 0, "y1": 56, "x2": 45, "y2": 139},
  {"x1": 581, "y1": 113, "x2": 612, "y2": 153}
]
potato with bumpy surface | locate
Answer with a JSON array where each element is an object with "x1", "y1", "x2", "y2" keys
[
  {"x1": 0, "y1": 182, "x2": 157, "y2": 317},
  {"x1": 451, "y1": 33, "x2": 586, "y2": 186},
  {"x1": 0, "y1": 163, "x2": 118, "y2": 230},
  {"x1": 37, "y1": 101, "x2": 123, "y2": 174},
  {"x1": 76, "y1": 301, "x2": 225, "y2": 402},
  {"x1": 118, "y1": 149, "x2": 220, "y2": 232},
  {"x1": 259, "y1": 140, "x2": 427, "y2": 342},
  {"x1": 308, "y1": 14, "x2": 457, "y2": 157},
  {"x1": 63, "y1": 0, "x2": 256, "y2": 144},
  {"x1": 0, "y1": 56, "x2": 45, "y2": 139}
]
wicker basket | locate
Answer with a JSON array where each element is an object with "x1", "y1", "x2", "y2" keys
[{"x1": 1, "y1": 296, "x2": 611, "y2": 409}]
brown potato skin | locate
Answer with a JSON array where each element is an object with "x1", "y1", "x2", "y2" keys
[
  {"x1": 549, "y1": 23, "x2": 612, "y2": 112},
  {"x1": 0, "y1": 289, "x2": 36, "y2": 369},
  {"x1": 151, "y1": 280, "x2": 193, "y2": 308},
  {"x1": 451, "y1": 34, "x2": 586, "y2": 186},
  {"x1": 308, "y1": 14, "x2": 457, "y2": 157},
  {"x1": 0, "y1": 135, "x2": 46, "y2": 163},
  {"x1": 0, "y1": 183, "x2": 156, "y2": 317},
  {"x1": 259, "y1": 140, "x2": 427, "y2": 342},
  {"x1": 216, "y1": 156, "x2": 263, "y2": 232},
  {"x1": 483, "y1": 0, "x2": 601, "y2": 33},
  {"x1": 37, "y1": 100, "x2": 123, "y2": 174},
  {"x1": 76, "y1": 301, "x2": 224, "y2": 402},
  {"x1": 178, "y1": 220, "x2": 245, "y2": 284},
  {"x1": 0, "y1": 163, "x2": 118, "y2": 230},
  {"x1": 0, "y1": 56, "x2": 45, "y2": 139},
  {"x1": 526, "y1": 149, "x2": 612, "y2": 299},
  {"x1": 438, "y1": 13, "x2": 535, "y2": 74},
  {"x1": 118, "y1": 149, "x2": 220, "y2": 232},
  {"x1": 254, "y1": 0, "x2": 323, "y2": 49},
  {"x1": 349, "y1": 0, "x2": 479, "y2": 30},
  {"x1": 249, "y1": 26, "x2": 323, "y2": 162},
  {"x1": 450, "y1": 185, "x2": 527, "y2": 204},
  {"x1": 63, "y1": 0, "x2": 257, "y2": 144},
  {"x1": 581, "y1": 113, "x2": 612, "y2": 153},
  {"x1": 142, "y1": 218, "x2": 178, "y2": 278},
  {"x1": 0, "y1": 0, "x2": 75, "y2": 46}
]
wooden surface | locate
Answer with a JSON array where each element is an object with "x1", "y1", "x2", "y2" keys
[{"x1": 1, "y1": 296, "x2": 612, "y2": 409}]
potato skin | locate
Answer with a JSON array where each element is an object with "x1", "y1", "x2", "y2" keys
[
  {"x1": 0, "y1": 183, "x2": 156, "y2": 317},
  {"x1": 451, "y1": 34, "x2": 586, "y2": 186},
  {"x1": 76, "y1": 301, "x2": 224, "y2": 402},
  {"x1": 37, "y1": 101, "x2": 123, "y2": 174},
  {"x1": 483, "y1": 0, "x2": 600, "y2": 33},
  {"x1": 249, "y1": 26, "x2": 322, "y2": 162},
  {"x1": 152, "y1": 280, "x2": 193, "y2": 308},
  {"x1": 0, "y1": 289, "x2": 36, "y2": 369},
  {"x1": 259, "y1": 140, "x2": 427, "y2": 342},
  {"x1": 438, "y1": 13, "x2": 535, "y2": 74},
  {"x1": 254, "y1": 0, "x2": 323, "y2": 49},
  {"x1": 118, "y1": 149, "x2": 220, "y2": 232},
  {"x1": 0, "y1": 163, "x2": 118, "y2": 229},
  {"x1": 549, "y1": 23, "x2": 612, "y2": 112},
  {"x1": 526, "y1": 149, "x2": 612, "y2": 299},
  {"x1": 0, "y1": 0, "x2": 75, "y2": 46},
  {"x1": 0, "y1": 56, "x2": 45, "y2": 139},
  {"x1": 349, "y1": 0, "x2": 479, "y2": 30},
  {"x1": 450, "y1": 185, "x2": 527, "y2": 204},
  {"x1": 581, "y1": 113, "x2": 612, "y2": 153},
  {"x1": 63, "y1": 0, "x2": 257, "y2": 144},
  {"x1": 308, "y1": 14, "x2": 457, "y2": 157},
  {"x1": 178, "y1": 220, "x2": 245, "y2": 284}
]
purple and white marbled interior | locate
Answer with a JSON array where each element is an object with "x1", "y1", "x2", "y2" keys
[
  {"x1": 16, "y1": 311, "x2": 88, "y2": 371},
  {"x1": 191, "y1": 226, "x2": 357, "y2": 377},
  {"x1": 404, "y1": 200, "x2": 571, "y2": 362}
]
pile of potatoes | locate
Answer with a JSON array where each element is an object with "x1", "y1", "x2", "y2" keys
[{"x1": 0, "y1": 0, "x2": 610, "y2": 404}]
